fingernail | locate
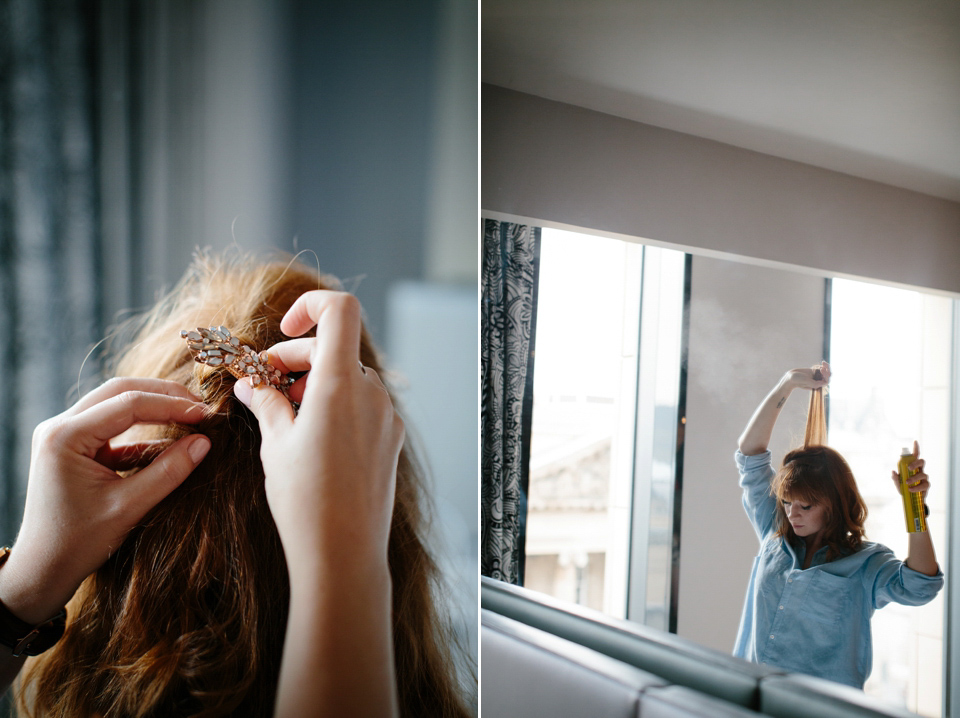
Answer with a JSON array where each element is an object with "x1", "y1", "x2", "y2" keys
[
  {"x1": 234, "y1": 378, "x2": 253, "y2": 407},
  {"x1": 189, "y1": 436, "x2": 211, "y2": 464}
]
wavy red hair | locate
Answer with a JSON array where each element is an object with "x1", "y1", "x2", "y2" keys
[
  {"x1": 16, "y1": 250, "x2": 471, "y2": 717},
  {"x1": 771, "y1": 371, "x2": 866, "y2": 561},
  {"x1": 771, "y1": 445, "x2": 867, "y2": 561}
]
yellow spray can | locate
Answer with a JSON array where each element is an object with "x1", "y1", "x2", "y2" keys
[{"x1": 898, "y1": 447, "x2": 927, "y2": 533}]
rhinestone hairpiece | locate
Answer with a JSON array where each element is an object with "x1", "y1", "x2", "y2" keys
[{"x1": 180, "y1": 325, "x2": 294, "y2": 400}]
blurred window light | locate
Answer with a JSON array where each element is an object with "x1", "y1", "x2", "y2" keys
[
  {"x1": 525, "y1": 228, "x2": 686, "y2": 623},
  {"x1": 829, "y1": 278, "x2": 950, "y2": 717}
]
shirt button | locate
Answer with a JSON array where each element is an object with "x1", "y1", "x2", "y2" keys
[
  {"x1": 779, "y1": 605, "x2": 784, "y2": 610},
  {"x1": 788, "y1": 579, "x2": 793, "y2": 583},
  {"x1": 770, "y1": 635, "x2": 775, "y2": 640}
]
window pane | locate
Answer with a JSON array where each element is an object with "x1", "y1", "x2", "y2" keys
[
  {"x1": 627, "y1": 247, "x2": 686, "y2": 631},
  {"x1": 829, "y1": 278, "x2": 949, "y2": 717},
  {"x1": 525, "y1": 229, "x2": 642, "y2": 615}
]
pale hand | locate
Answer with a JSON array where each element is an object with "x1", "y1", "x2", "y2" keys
[
  {"x1": 234, "y1": 290, "x2": 404, "y2": 574},
  {"x1": 783, "y1": 360, "x2": 831, "y2": 391},
  {"x1": 891, "y1": 440, "x2": 930, "y2": 495},
  {"x1": 0, "y1": 378, "x2": 210, "y2": 625}
]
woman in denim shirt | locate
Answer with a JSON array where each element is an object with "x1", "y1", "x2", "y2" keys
[{"x1": 733, "y1": 361, "x2": 943, "y2": 688}]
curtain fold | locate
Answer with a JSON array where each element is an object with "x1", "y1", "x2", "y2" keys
[
  {"x1": 480, "y1": 218, "x2": 540, "y2": 584},
  {"x1": 0, "y1": 0, "x2": 100, "y2": 544}
]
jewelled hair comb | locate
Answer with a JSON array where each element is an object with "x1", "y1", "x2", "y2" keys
[{"x1": 181, "y1": 326, "x2": 295, "y2": 400}]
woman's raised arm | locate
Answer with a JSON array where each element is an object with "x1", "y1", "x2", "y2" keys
[{"x1": 738, "y1": 361, "x2": 830, "y2": 456}]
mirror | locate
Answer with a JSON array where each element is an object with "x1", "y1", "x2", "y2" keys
[{"x1": 523, "y1": 225, "x2": 952, "y2": 716}]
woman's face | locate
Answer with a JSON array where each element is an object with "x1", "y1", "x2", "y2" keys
[{"x1": 781, "y1": 496, "x2": 826, "y2": 540}]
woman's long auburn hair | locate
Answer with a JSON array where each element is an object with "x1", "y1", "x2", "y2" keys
[
  {"x1": 16, "y1": 251, "x2": 471, "y2": 718},
  {"x1": 771, "y1": 381, "x2": 867, "y2": 561}
]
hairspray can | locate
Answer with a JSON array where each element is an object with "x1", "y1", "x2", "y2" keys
[{"x1": 898, "y1": 448, "x2": 927, "y2": 533}]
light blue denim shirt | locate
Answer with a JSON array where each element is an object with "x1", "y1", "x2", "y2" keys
[{"x1": 733, "y1": 450, "x2": 944, "y2": 688}]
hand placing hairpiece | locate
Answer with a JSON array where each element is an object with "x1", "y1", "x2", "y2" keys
[{"x1": 181, "y1": 326, "x2": 295, "y2": 401}]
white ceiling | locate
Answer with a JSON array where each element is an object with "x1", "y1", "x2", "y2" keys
[{"x1": 482, "y1": 0, "x2": 960, "y2": 202}]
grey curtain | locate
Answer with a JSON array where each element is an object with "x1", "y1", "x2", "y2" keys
[
  {"x1": 480, "y1": 219, "x2": 539, "y2": 585},
  {"x1": 0, "y1": 0, "x2": 100, "y2": 544}
]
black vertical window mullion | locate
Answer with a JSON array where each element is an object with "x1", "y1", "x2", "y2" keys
[{"x1": 668, "y1": 253, "x2": 692, "y2": 634}]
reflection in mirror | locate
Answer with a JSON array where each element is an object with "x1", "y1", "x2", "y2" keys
[{"x1": 519, "y1": 226, "x2": 954, "y2": 718}]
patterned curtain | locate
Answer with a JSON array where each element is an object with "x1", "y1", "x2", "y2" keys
[
  {"x1": 480, "y1": 219, "x2": 540, "y2": 585},
  {"x1": 0, "y1": 0, "x2": 100, "y2": 545}
]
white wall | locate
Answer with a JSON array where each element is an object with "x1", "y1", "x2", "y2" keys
[
  {"x1": 482, "y1": 84, "x2": 960, "y2": 297},
  {"x1": 678, "y1": 255, "x2": 824, "y2": 652}
]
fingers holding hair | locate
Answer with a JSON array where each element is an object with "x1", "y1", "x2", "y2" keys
[
  {"x1": 95, "y1": 439, "x2": 174, "y2": 471},
  {"x1": 66, "y1": 392, "x2": 208, "y2": 457},
  {"x1": 263, "y1": 337, "x2": 315, "y2": 374},
  {"x1": 277, "y1": 291, "x2": 381, "y2": 418},
  {"x1": 280, "y1": 290, "x2": 363, "y2": 372},
  {"x1": 817, "y1": 361, "x2": 831, "y2": 384},
  {"x1": 233, "y1": 380, "x2": 296, "y2": 438},
  {"x1": 116, "y1": 433, "x2": 211, "y2": 518},
  {"x1": 65, "y1": 378, "x2": 201, "y2": 417},
  {"x1": 786, "y1": 364, "x2": 829, "y2": 390}
]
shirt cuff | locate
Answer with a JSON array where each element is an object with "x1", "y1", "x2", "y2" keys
[
  {"x1": 900, "y1": 563, "x2": 945, "y2": 593},
  {"x1": 735, "y1": 449, "x2": 773, "y2": 470}
]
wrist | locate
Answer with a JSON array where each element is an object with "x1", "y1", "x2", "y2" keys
[
  {"x1": 277, "y1": 518, "x2": 391, "y2": 581},
  {"x1": 0, "y1": 549, "x2": 76, "y2": 625},
  {"x1": 290, "y1": 546, "x2": 390, "y2": 578},
  {"x1": 0, "y1": 549, "x2": 69, "y2": 656},
  {"x1": 287, "y1": 557, "x2": 392, "y2": 626},
  {"x1": 286, "y1": 546, "x2": 391, "y2": 594},
  {"x1": 777, "y1": 374, "x2": 798, "y2": 394}
]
